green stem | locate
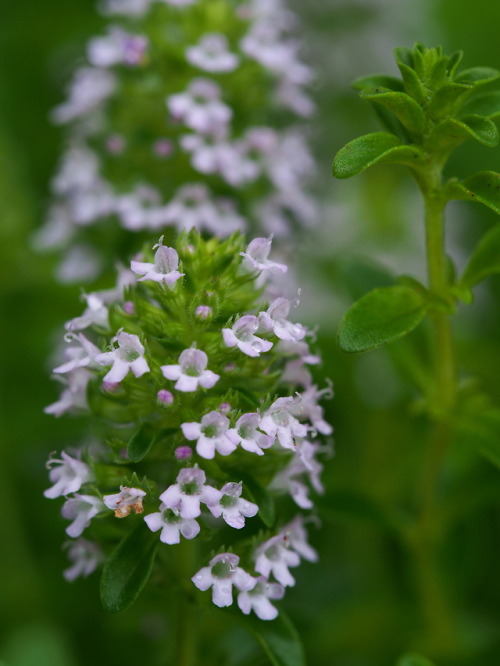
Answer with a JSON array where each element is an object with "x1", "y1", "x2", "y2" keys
[
  {"x1": 409, "y1": 170, "x2": 458, "y2": 650},
  {"x1": 175, "y1": 540, "x2": 198, "y2": 666}
]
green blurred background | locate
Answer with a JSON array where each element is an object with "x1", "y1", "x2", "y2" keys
[{"x1": 1, "y1": 1, "x2": 499, "y2": 664}]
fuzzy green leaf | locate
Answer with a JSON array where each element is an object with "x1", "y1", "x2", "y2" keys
[
  {"x1": 428, "y1": 115, "x2": 499, "y2": 156},
  {"x1": 127, "y1": 424, "x2": 155, "y2": 463},
  {"x1": 332, "y1": 133, "x2": 425, "y2": 179},
  {"x1": 360, "y1": 88, "x2": 426, "y2": 135},
  {"x1": 394, "y1": 46, "x2": 413, "y2": 68},
  {"x1": 397, "y1": 62, "x2": 427, "y2": 104},
  {"x1": 241, "y1": 611, "x2": 306, "y2": 666},
  {"x1": 427, "y1": 82, "x2": 473, "y2": 120},
  {"x1": 456, "y1": 66, "x2": 500, "y2": 85},
  {"x1": 461, "y1": 90, "x2": 500, "y2": 119},
  {"x1": 447, "y1": 170, "x2": 500, "y2": 217},
  {"x1": 100, "y1": 522, "x2": 158, "y2": 613},
  {"x1": 460, "y1": 222, "x2": 500, "y2": 287},
  {"x1": 337, "y1": 285, "x2": 428, "y2": 353},
  {"x1": 352, "y1": 74, "x2": 403, "y2": 92},
  {"x1": 397, "y1": 654, "x2": 436, "y2": 666}
]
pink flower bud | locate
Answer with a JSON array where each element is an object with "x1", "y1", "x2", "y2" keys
[
  {"x1": 219, "y1": 402, "x2": 231, "y2": 413},
  {"x1": 123, "y1": 301, "x2": 135, "y2": 315},
  {"x1": 106, "y1": 134, "x2": 125, "y2": 154},
  {"x1": 153, "y1": 139, "x2": 173, "y2": 157},
  {"x1": 103, "y1": 381, "x2": 121, "y2": 393},
  {"x1": 174, "y1": 446, "x2": 193, "y2": 460},
  {"x1": 195, "y1": 305, "x2": 212, "y2": 320},
  {"x1": 157, "y1": 389, "x2": 174, "y2": 405}
]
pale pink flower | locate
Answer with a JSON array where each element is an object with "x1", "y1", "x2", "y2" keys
[
  {"x1": 53, "y1": 333, "x2": 101, "y2": 374},
  {"x1": 44, "y1": 369, "x2": 92, "y2": 417},
  {"x1": 161, "y1": 348, "x2": 219, "y2": 392},
  {"x1": 186, "y1": 34, "x2": 239, "y2": 73},
  {"x1": 229, "y1": 413, "x2": 274, "y2": 456},
  {"x1": 88, "y1": 27, "x2": 148, "y2": 67},
  {"x1": 131, "y1": 236, "x2": 184, "y2": 285},
  {"x1": 159, "y1": 466, "x2": 221, "y2": 519},
  {"x1": 222, "y1": 315, "x2": 273, "y2": 357},
  {"x1": 63, "y1": 538, "x2": 103, "y2": 581},
  {"x1": 44, "y1": 451, "x2": 93, "y2": 499},
  {"x1": 62, "y1": 494, "x2": 104, "y2": 538},
  {"x1": 167, "y1": 78, "x2": 232, "y2": 135},
  {"x1": 208, "y1": 482, "x2": 258, "y2": 529},
  {"x1": 260, "y1": 397, "x2": 308, "y2": 450},
  {"x1": 258, "y1": 296, "x2": 306, "y2": 342},
  {"x1": 181, "y1": 411, "x2": 238, "y2": 459},
  {"x1": 240, "y1": 236, "x2": 288, "y2": 275},
  {"x1": 95, "y1": 331, "x2": 150, "y2": 383},
  {"x1": 192, "y1": 553, "x2": 256, "y2": 607},
  {"x1": 237, "y1": 576, "x2": 285, "y2": 620},
  {"x1": 144, "y1": 505, "x2": 200, "y2": 544},
  {"x1": 103, "y1": 486, "x2": 146, "y2": 517},
  {"x1": 254, "y1": 534, "x2": 300, "y2": 587}
]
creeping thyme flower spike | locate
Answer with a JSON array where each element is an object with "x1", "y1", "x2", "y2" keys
[
  {"x1": 222, "y1": 315, "x2": 273, "y2": 357},
  {"x1": 208, "y1": 482, "x2": 258, "y2": 529},
  {"x1": 103, "y1": 486, "x2": 146, "y2": 517},
  {"x1": 44, "y1": 451, "x2": 93, "y2": 499},
  {"x1": 240, "y1": 236, "x2": 288, "y2": 274},
  {"x1": 237, "y1": 576, "x2": 285, "y2": 621},
  {"x1": 254, "y1": 534, "x2": 300, "y2": 587},
  {"x1": 181, "y1": 411, "x2": 239, "y2": 459},
  {"x1": 161, "y1": 348, "x2": 219, "y2": 392},
  {"x1": 159, "y1": 466, "x2": 221, "y2": 519},
  {"x1": 192, "y1": 553, "x2": 256, "y2": 608},
  {"x1": 62, "y1": 494, "x2": 104, "y2": 538},
  {"x1": 144, "y1": 504, "x2": 200, "y2": 544},
  {"x1": 131, "y1": 236, "x2": 184, "y2": 285},
  {"x1": 95, "y1": 331, "x2": 150, "y2": 383},
  {"x1": 63, "y1": 539, "x2": 104, "y2": 582}
]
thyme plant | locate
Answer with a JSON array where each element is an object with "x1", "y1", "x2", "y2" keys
[{"x1": 333, "y1": 43, "x2": 500, "y2": 662}]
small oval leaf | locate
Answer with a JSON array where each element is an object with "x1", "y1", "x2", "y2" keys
[
  {"x1": 100, "y1": 522, "x2": 158, "y2": 613},
  {"x1": 447, "y1": 170, "x2": 500, "y2": 217},
  {"x1": 337, "y1": 286, "x2": 427, "y2": 353},
  {"x1": 461, "y1": 90, "x2": 500, "y2": 119},
  {"x1": 352, "y1": 74, "x2": 404, "y2": 92},
  {"x1": 397, "y1": 62, "x2": 427, "y2": 104},
  {"x1": 127, "y1": 424, "x2": 156, "y2": 463},
  {"x1": 333, "y1": 132, "x2": 403, "y2": 179},
  {"x1": 460, "y1": 221, "x2": 500, "y2": 287},
  {"x1": 360, "y1": 88, "x2": 426, "y2": 135},
  {"x1": 427, "y1": 82, "x2": 473, "y2": 120},
  {"x1": 428, "y1": 116, "x2": 499, "y2": 156},
  {"x1": 456, "y1": 66, "x2": 500, "y2": 85}
]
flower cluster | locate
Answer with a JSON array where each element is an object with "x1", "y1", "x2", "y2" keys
[
  {"x1": 44, "y1": 232, "x2": 332, "y2": 620},
  {"x1": 36, "y1": 0, "x2": 317, "y2": 282}
]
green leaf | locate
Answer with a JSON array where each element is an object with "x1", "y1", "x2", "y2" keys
[
  {"x1": 394, "y1": 46, "x2": 413, "y2": 68},
  {"x1": 461, "y1": 90, "x2": 500, "y2": 119},
  {"x1": 337, "y1": 256, "x2": 395, "y2": 301},
  {"x1": 332, "y1": 132, "x2": 424, "y2": 179},
  {"x1": 240, "y1": 474, "x2": 275, "y2": 528},
  {"x1": 397, "y1": 62, "x2": 427, "y2": 104},
  {"x1": 447, "y1": 49, "x2": 464, "y2": 78},
  {"x1": 241, "y1": 611, "x2": 306, "y2": 666},
  {"x1": 360, "y1": 88, "x2": 426, "y2": 135},
  {"x1": 460, "y1": 221, "x2": 500, "y2": 287},
  {"x1": 337, "y1": 285, "x2": 428, "y2": 353},
  {"x1": 352, "y1": 74, "x2": 404, "y2": 92},
  {"x1": 100, "y1": 522, "x2": 158, "y2": 613},
  {"x1": 427, "y1": 82, "x2": 473, "y2": 120},
  {"x1": 397, "y1": 653, "x2": 436, "y2": 666},
  {"x1": 447, "y1": 170, "x2": 500, "y2": 217},
  {"x1": 456, "y1": 66, "x2": 500, "y2": 85},
  {"x1": 427, "y1": 115, "x2": 499, "y2": 156},
  {"x1": 127, "y1": 424, "x2": 156, "y2": 463}
]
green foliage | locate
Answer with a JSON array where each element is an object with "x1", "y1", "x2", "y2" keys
[
  {"x1": 337, "y1": 285, "x2": 428, "y2": 353},
  {"x1": 100, "y1": 521, "x2": 159, "y2": 613},
  {"x1": 397, "y1": 654, "x2": 436, "y2": 666},
  {"x1": 127, "y1": 424, "x2": 156, "y2": 463},
  {"x1": 237, "y1": 611, "x2": 306, "y2": 666},
  {"x1": 447, "y1": 171, "x2": 500, "y2": 217},
  {"x1": 460, "y1": 222, "x2": 500, "y2": 287}
]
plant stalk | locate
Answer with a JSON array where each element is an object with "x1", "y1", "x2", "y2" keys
[{"x1": 175, "y1": 540, "x2": 198, "y2": 666}]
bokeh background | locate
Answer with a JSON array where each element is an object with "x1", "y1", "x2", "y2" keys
[{"x1": 1, "y1": 0, "x2": 499, "y2": 664}]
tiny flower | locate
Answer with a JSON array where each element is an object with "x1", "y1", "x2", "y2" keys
[
  {"x1": 192, "y1": 553, "x2": 256, "y2": 608},
  {"x1": 208, "y1": 482, "x2": 258, "y2": 529},
  {"x1": 260, "y1": 397, "x2": 308, "y2": 450},
  {"x1": 290, "y1": 385, "x2": 333, "y2": 436},
  {"x1": 222, "y1": 315, "x2": 273, "y2": 357},
  {"x1": 174, "y1": 445, "x2": 193, "y2": 460},
  {"x1": 195, "y1": 305, "x2": 212, "y2": 320},
  {"x1": 44, "y1": 451, "x2": 93, "y2": 499},
  {"x1": 144, "y1": 504, "x2": 200, "y2": 544},
  {"x1": 161, "y1": 348, "x2": 219, "y2": 392},
  {"x1": 157, "y1": 389, "x2": 174, "y2": 405},
  {"x1": 159, "y1": 466, "x2": 221, "y2": 519},
  {"x1": 281, "y1": 516, "x2": 318, "y2": 563},
  {"x1": 186, "y1": 34, "x2": 240, "y2": 73},
  {"x1": 131, "y1": 236, "x2": 184, "y2": 285},
  {"x1": 44, "y1": 368, "x2": 92, "y2": 417},
  {"x1": 88, "y1": 27, "x2": 148, "y2": 68},
  {"x1": 95, "y1": 331, "x2": 150, "y2": 383},
  {"x1": 229, "y1": 412, "x2": 274, "y2": 455},
  {"x1": 237, "y1": 576, "x2": 285, "y2": 620},
  {"x1": 153, "y1": 138, "x2": 173, "y2": 157},
  {"x1": 258, "y1": 297, "x2": 306, "y2": 342},
  {"x1": 254, "y1": 534, "x2": 300, "y2": 587},
  {"x1": 63, "y1": 538, "x2": 103, "y2": 581},
  {"x1": 103, "y1": 486, "x2": 146, "y2": 517},
  {"x1": 123, "y1": 300, "x2": 135, "y2": 314},
  {"x1": 102, "y1": 380, "x2": 121, "y2": 393},
  {"x1": 62, "y1": 494, "x2": 104, "y2": 538},
  {"x1": 167, "y1": 78, "x2": 232, "y2": 135},
  {"x1": 53, "y1": 333, "x2": 101, "y2": 374},
  {"x1": 240, "y1": 236, "x2": 288, "y2": 275},
  {"x1": 65, "y1": 293, "x2": 109, "y2": 331},
  {"x1": 181, "y1": 411, "x2": 239, "y2": 459},
  {"x1": 52, "y1": 67, "x2": 116, "y2": 124}
]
